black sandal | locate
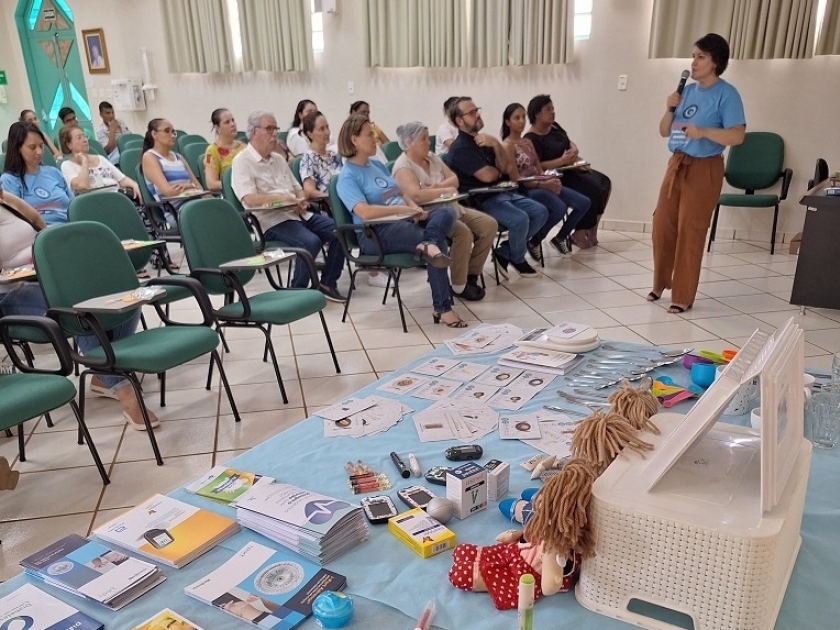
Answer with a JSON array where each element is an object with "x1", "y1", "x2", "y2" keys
[
  {"x1": 646, "y1": 291, "x2": 661, "y2": 302},
  {"x1": 433, "y1": 312, "x2": 468, "y2": 328},
  {"x1": 415, "y1": 242, "x2": 451, "y2": 268},
  {"x1": 667, "y1": 304, "x2": 692, "y2": 314}
]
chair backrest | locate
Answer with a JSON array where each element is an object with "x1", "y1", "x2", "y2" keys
[
  {"x1": 117, "y1": 133, "x2": 144, "y2": 154},
  {"x1": 385, "y1": 159, "x2": 397, "y2": 173},
  {"x1": 290, "y1": 156, "x2": 303, "y2": 185},
  {"x1": 182, "y1": 143, "x2": 209, "y2": 188},
  {"x1": 428, "y1": 135, "x2": 436, "y2": 151},
  {"x1": 277, "y1": 130, "x2": 288, "y2": 143},
  {"x1": 381, "y1": 141, "x2": 402, "y2": 161},
  {"x1": 328, "y1": 175, "x2": 360, "y2": 251},
  {"x1": 180, "y1": 198, "x2": 257, "y2": 293},
  {"x1": 221, "y1": 167, "x2": 245, "y2": 213},
  {"x1": 236, "y1": 131, "x2": 248, "y2": 143},
  {"x1": 724, "y1": 131, "x2": 785, "y2": 192},
  {"x1": 87, "y1": 137, "x2": 108, "y2": 158},
  {"x1": 33, "y1": 221, "x2": 140, "y2": 335},
  {"x1": 68, "y1": 192, "x2": 152, "y2": 271},
  {"x1": 809, "y1": 158, "x2": 829, "y2": 189},
  {"x1": 40, "y1": 151, "x2": 57, "y2": 168},
  {"x1": 176, "y1": 134, "x2": 207, "y2": 154},
  {"x1": 1, "y1": 139, "x2": 6, "y2": 152},
  {"x1": 120, "y1": 147, "x2": 143, "y2": 191}
]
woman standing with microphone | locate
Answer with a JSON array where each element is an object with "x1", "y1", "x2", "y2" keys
[{"x1": 649, "y1": 33, "x2": 745, "y2": 314}]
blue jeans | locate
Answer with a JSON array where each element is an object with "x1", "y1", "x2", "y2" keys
[
  {"x1": 476, "y1": 192, "x2": 547, "y2": 264},
  {"x1": 0, "y1": 283, "x2": 47, "y2": 317},
  {"x1": 265, "y1": 214, "x2": 345, "y2": 289},
  {"x1": 527, "y1": 186, "x2": 592, "y2": 242},
  {"x1": 357, "y1": 207, "x2": 457, "y2": 314},
  {"x1": 76, "y1": 311, "x2": 141, "y2": 390}
]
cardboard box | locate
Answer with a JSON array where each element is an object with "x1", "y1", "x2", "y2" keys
[
  {"x1": 485, "y1": 460, "x2": 509, "y2": 501},
  {"x1": 446, "y1": 462, "x2": 488, "y2": 519},
  {"x1": 388, "y1": 508, "x2": 455, "y2": 558}
]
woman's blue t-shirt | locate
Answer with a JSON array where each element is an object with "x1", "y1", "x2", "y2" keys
[
  {"x1": 0, "y1": 166, "x2": 73, "y2": 226},
  {"x1": 668, "y1": 78, "x2": 746, "y2": 158},
  {"x1": 336, "y1": 159, "x2": 407, "y2": 224}
]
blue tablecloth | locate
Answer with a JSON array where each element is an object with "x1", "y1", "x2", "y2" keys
[{"x1": 2, "y1": 339, "x2": 837, "y2": 629}]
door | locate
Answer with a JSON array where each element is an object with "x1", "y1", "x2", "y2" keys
[{"x1": 15, "y1": 0, "x2": 93, "y2": 143}]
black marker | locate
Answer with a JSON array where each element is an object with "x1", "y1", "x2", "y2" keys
[{"x1": 390, "y1": 451, "x2": 410, "y2": 478}]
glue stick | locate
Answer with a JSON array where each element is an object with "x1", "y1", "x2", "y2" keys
[{"x1": 517, "y1": 573, "x2": 534, "y2": 630}]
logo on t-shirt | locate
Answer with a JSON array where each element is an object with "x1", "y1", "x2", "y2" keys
[
  {"x1": 33, "y1": 187, "x2": 50, "y2": 199},
  {"x1": 683, "y1": 105, "x2": 698, "y2": 119},
  {"x1": 374, "y1": 177, "x2": 389, "y2": 189}
]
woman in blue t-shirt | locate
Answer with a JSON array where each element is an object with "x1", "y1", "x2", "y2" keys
[
  {"x1": 1, "y1": 121, "x2": 73, "y2": 226},
  {"x1": 649, "y1": 33, "x2": 746, "y2": 314},
  {"x1": 336, "y1": 114, "x2": 467, "y2": 328}
]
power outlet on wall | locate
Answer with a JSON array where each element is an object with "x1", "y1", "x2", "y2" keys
[
  {"x1": 618, "y1": 75, "x2": 628, "y2": 91},
  {"x1": 348, "y1": 81, "x2": 355, "y2": 94}
]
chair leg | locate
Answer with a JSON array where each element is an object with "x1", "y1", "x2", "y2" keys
[
  {"x1": 3, "y1": 429, "x2": 11, "y2": 438},
  {"x1": 392, "y1": 271, "x2": 409, "y2": 333},
  {"x1": 140, "y1": 312, "x2": 148, "y2": 331},
  {"x1": 206, "y1": 354, "x2": 215, "y2": 390},
  {"x1": 261, "y1": 326, "x2": 288, "y2": 404},
  {"x1": 126, "y1": 373, "x2": 164, "y2": 465},
  {"x1": 73, "y1": 340, "x2": 80, "y2": 376},
  {"x1": 342, "y1": 270, "x2": 359, "y2": 323},
  {"x1": 77, "y1": 371, "x2": 89, "y2": 445},
  {"x1": 159, "y1": 372, "x2": 166, "y2": 407},
  {"x1": 21, "y1": 346, "x2": 54, "y2": 428},
  {"x1": 213, "y1": 349, "x2": 242, "y2": 422},
  {"x1": 319, "y1": 311, "x2": 341, "y2": 374},
  {"x1": 539, "y1": 242, "x2": 545, "y2": 268},
  {"x1": 17, "y1": 423, "x2": 25, "y2": 462},
  {"x1": 262, "y1": 324, "x2": 272, "y2": 362},
  {"x1": 770, "y1": 204, "x2": 779, "y2": 255},
  {"x1": 707, "y1": 204, "x2": 721, "y2": 252},
  {"x1": 218, "y1": 326, "x2": 231, "y2": 354},
  {"x1": 69, "y1": 400, "x2": 110, "y2": 485}
]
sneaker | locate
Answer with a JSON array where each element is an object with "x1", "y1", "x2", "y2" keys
[
  {"x1": 453, "y1": 283, "x2": 485, "y2": 301},
  {"x1": 319, "y1": 284, "x2": 348, "y2": 303},
  {"x1": 494, "y1": 249, "x2": 510, "y2": 280},
  {"x1": 511, "y1": 260, "x2": 539, "y2": 277},
  {"x1": 550, "y1": 235, "x2": 573, "y2": 257},
  {"x1": 526, "y1": 239, "x2": 543, "y2": 262},
  {"x1": 367, "y1": 272, "x2": 390, "y2": 288}
]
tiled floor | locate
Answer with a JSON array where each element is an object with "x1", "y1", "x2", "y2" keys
[{"x1": 2, "y1": 230, "x2": 838, "y2": 581}]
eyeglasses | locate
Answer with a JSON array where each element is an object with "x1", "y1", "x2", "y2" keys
[
  {"x1": 258, "y1": 126, "x2": 279, "y2": 134},
  {"x1": 460, "y1": 107, "x2": 481, "y2": 118},
  {"x1": 156, "y1": 127, "x2": 178, "y2": 136}
]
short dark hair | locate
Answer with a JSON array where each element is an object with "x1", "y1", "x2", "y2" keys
[
  {"x1": 18, "y1": 109, "x2": 35, "y2": 121},
  {"x1": 526, "y1": 95, "x2": 552, "y2": 125},
  {"x1": 98, "y1": 101, "x2": 113, "y2": 112},
  {"x1": 448, "y1": 96, "x2": 473, "y2": 126},
  {"x1": 58, "y1": 106, "x2": 76, "y2": 123},
  {"x1": 349, "y1": 100, "x2": 369, "y2": 114},
  {"x1": 301, "y1": 110, "x2": 324, "y2": 141},
  {"x1": 3, "y1": 121, "x2": 47, "y2": 182},
  {"x1": 694, "y1": 33, "x2": 730, "y2": 76}
]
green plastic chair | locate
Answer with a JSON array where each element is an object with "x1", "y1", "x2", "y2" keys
[
  {"x1": 0, "y1": 315, "x2": 109, "y2": 484},
  {"x1": 707, "y1": 131, "x2": 793, "y2": 255},
  {"x1": 117, "y1": 133, "x2": 143, "y2": 154},
  {"x1": 385, "y1": 159, "x2": 397, "y2": 173},
  {"x1": 236, "y1": 131, "x2": 249, "y2": 143},
  {"x1": 381, "y1": 141, "x2": 402, "y2": 161},
  {"x1": 33, "y1": 220, "x2": 241, "y2": 465},
  {"x1": 277, "y1": 130, "x2": 288, "y2": 144},
  {"x1": 87, "y1": 137, "x2": 108, "y2": 158},
  {"x1": 121, "y1": 147, "x2": 182, "y2": 245},
  {"x1": 428, "y1": 135, "x2": 436, "y2": 151},
  {"x1": 181, "y1": 143, "x2": 209, "y2": 189},
  {"x1": 328, "y1": 175, "x2": 424, "y2": 333},
  {"x1": 290, "y1": 156, "x2": 303, "y2": 185},
  {"x1": 180, "y1": 198, "x2": 340, "y2": 403},
  {"x1": 40, "y1": 151, "x2": 57, "y2": 168},
  {"x1": 177, "y1": 134, "x2": 208, "y2": 155}
]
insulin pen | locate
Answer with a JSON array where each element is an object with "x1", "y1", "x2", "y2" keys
[
  {"x1": 518, "y1": 574, "x2": 534, "y2": 630},
  {"x1": 390, "y1": 451, "x2": 410, "y2": 478},
  {"x1": 414, "y1": 600, "x2": 436, "y2": 630}
]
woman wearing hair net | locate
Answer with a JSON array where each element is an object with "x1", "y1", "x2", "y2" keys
[{"x1": 392, "y1": 121, "x2": 497, "y2": 301}]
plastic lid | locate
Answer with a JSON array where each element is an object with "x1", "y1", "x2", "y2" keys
[{"x1": 312, "y1": 591, "x2": 354, "y2": 628}]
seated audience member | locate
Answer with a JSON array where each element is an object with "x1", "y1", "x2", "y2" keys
[
  {"x1": 287, "y1": 99, "x2": 317, "y2": 157},
  {"x1": 501, "y1": 103, "x2": 590, "y2": 259},
  {"x1": 525, "y1": 94, "x2": 612, "y2": 249},
  {"x1": 393, "y1": 121, "x2": 496, "y2": 301},
  {"x1": 19, "y1": 109, "x2": 61, "y2": 159},
  {"x1": 204, "y1": 108, "x2": 245, "y2": 192},
  {"x1": 141, "y1": 118, "x2": 204, "y2": 206},
  {"x1": 231, "y1": 110, "x2": 346, "y2": 303},
  {"x1": 59, "y1": 126, "x2": 141, "y2": 199},
  {"x1": 446, "y1": 97, "x2": 547, "y2": 279},
  {"x1": 349, "y1": 101, "x2": 389, "y2": 146},
  {"x1": 95, "y1": 100, "x2": 130, "y2": 166},
  {"x1": 1, "y1": 122, "x2": 72, "y2": 226},
  {"x1": 58, "y1": 106, "x2": 79, "y2": 128},
  {"x1": 0, "y1": 186, "x2": 154, "y2": 429},
  {"x1": 336, "y1": 114, "x2": 467, "y2": 328},
  {"x1": 435, "y1": 96, "x2": 460, "y2": 155},
  {"x1": 299, "y1": 110, "x2": 342, "y2": 200}
]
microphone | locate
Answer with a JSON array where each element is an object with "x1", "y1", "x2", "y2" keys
[{"x1": 669, "y1": 70, "x2": 690, "y2": 113}]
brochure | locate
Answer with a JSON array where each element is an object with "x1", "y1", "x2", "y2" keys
[
  {"x1": 185, "y1": 466, "x2": 275, "y2": 504},
  {"x1": 0, "y1": 583, "x2": 102, "y2": 630},
  {"x1": 498, "y1": 348, "x2": 584, "y2": 375},
  {"x1": 185, "y1": 541, "x2": 346, "y2": 630},
  {"x1": 131, "y1": 608, "x2": 207, "y2": 630},
  {"x1": 94, "y1": 494, "x2": 240, "y2": 568},
  {"x1": 20, "y1": 534, "x2": 163, "y2": 610}
]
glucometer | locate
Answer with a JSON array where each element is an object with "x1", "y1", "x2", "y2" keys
[
  {"x1": 397, "y1": 485, "x2": 437, "y2": 510},
  {"x1": 360, "y1": 495, "x2": 398, "y2": 524},
  {"x1": 424, "y1": 466, "x2": 451, "y2": 486},
  {"x1": 445, "y1": 445, "x2": 483, "y2": 461}
]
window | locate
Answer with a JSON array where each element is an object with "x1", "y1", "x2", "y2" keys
[
  {"x1": 311, "y1": 0, "x2": 324, "y2": 54},
  {"x1": 574, "y1": 0, "x2": 592, "y2": 41},
  {"x1": 226, "y1": 0, "x2": 243, "y2": 69}
]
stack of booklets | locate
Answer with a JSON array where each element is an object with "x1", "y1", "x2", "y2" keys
[
  {"x1": 516, "y1": 323, "x2": 601, "y2": 353},
  {"x1": 235, "y1": 484, "x2": 368, "y2": 564},
  {"x1": 0, "y1": 583, "x2": 103, "y2": 629},
  {"x1": 498, "y1": 347, "x2": 586, "y2": 375},
  {"x1": 94, "y1": 494, "x2": 240, "y2": 568},
  {"x1": 185, "y1": 541, "x2": 346, "y2": 630},
  {"x1": 131, "y1": 608, "x2": 206, "y2": 630},
  {"x1": 20, "y1": 534, "x2": 164, "y2": 611},
  {"x1": 185, "y1": 465, "x2": 275, "y2": 504}
]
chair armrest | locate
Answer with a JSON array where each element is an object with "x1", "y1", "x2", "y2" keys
[
  {"x1": 779, "y1": 168, "x2": 793, "y2": 201},
  {"x1": 45, "y1": 307, "x2": 116, "y2": 369},
  {"x1": 335, "y1": 223, "x2": 386, "y2": 266},
  {"x1": 278, "y1": 246, "x2": 319, "y2": 289},
  {"x1": 189, "y1": 268, "x2": 251, "y2": 320},
  {"x1": 0, "y1": 315, "x2": 75, "y2": 376},
  {"x1": 243, "y1": 211, "x2": 268, "y2": 251},
  {"x1": 146, "y1": 276, "x2": 215, "y2": 327}
]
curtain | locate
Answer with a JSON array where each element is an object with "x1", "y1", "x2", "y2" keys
[
  {"x1": 649, "y1": 0, "x2": 817, "y2": 60},
  {"x1": 364, "y1": 0, "x2": 469, "y2": 68},
  {"x1": 161, "y1": 0, "x2": 235, "y2": 73},
  {"x1": 816, "y1": 0, "x2": 840, "y2": 54},
  {"x1": 238, "y1": 0, "x2": 313, "y2": 72},
  {"x1": 507, "y1": 0, "x2": 573, "y2": 66}
]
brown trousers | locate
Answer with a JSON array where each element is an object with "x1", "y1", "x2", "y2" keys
[
  {"x1": 449, "y1": 206, "x2": 498, "y2": 286},
  {"x1": 651, "y1": 153, "x2": 725, "y2": 306}
]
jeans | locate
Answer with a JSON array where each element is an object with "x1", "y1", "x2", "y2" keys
[
  {"x1": 0, "y1": 283, "x2": 47, "y2": 317},
  {"x1": 357, "y1": 207, "x2": 457, "y2": 314},
  {"x1": 476, "y1": 192, "x2": 547, "y2": 264},
  {"x1": 265, "y1": 213, "x2": 346, "y2": 289},
  {"x1": 526, "y1": 186, "x2": 592, "y2": 242},
  {"x1": 76, "y1": 310, "x2": 142, "y2": 390}
]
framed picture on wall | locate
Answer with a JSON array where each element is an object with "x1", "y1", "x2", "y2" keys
[{"x1": 82, "y1": 28, "x2": 110, "y2": 74}]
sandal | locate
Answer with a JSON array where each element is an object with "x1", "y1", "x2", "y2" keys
[
  {"x1": 667, "y1": 304, "x2": 692, "y2": 314},
  {"x1": 646, "y1": 292, "x2": 661, "y2": 302},
  {"x1": 123, "y1": 410, "x2": 161, "y2": 431},
  {"x1": 415, "y1": 242, "x2": 451, "y2": 268},
  {"x1": 137, "y1": 269, "x2": 151, "y2": 280},
  {"x1": 433, "y1": 312, "x2": 468, "y2": 328}
]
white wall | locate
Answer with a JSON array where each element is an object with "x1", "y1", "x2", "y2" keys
[{"x1": 2, "y1": 0, "x2": 839, "y2": 241}]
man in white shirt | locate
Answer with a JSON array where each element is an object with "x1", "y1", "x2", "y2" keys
[
  {"x1": 231, "y1": 110, "x2": 346, "y2": 302},
  {"x1": 95, "y1": 101, "x2": 130, "y2": 166}
]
